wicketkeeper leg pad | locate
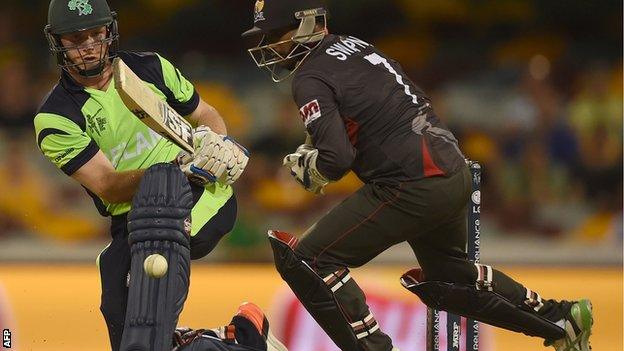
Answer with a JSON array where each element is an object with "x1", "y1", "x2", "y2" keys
[
  {"x1": 120, "y1": 163, "x2": 193, "y2": 351},
  {"x1": 268, "y1": 230, "x2": 368, "y2": 351},
  {"x1": 400, "y1": 268, "x2": 565, "y2": 341}
]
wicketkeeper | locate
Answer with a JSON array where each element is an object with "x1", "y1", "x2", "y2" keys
[
  {"x1": 242, "y1": 1, "x2": 593, "y2": 350},
  {"x1": 34, "y1": 1, "x2": 262, "y2": 350}
]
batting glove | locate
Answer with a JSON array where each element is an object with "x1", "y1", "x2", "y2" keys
[
  {"x1": 178, "y1": 126, "x2": 233, "y2": 185},
  {"x1": 221, "y1": 136, "x2": 250, "y2": 185},
  {"x1": 178, "y1": 127, "x2": 250, "y2": 186}
]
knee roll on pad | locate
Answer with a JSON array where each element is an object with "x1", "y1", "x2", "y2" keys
[
  {"x1": 400, "y1": 268, "x2": 565, "y2": 341},
  {"x1": 121, "y1": 164, "x2": 193, "y2": 351},
  {"x1": 268, "y1": 230, "x2": 369, "y2": 351}
]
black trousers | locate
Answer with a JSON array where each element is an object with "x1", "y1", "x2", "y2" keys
[
  {"x1": 294, "y1": 165, "x2": 568, "y2": 350},
  {"x1": 98, "y1": 190, "x2": 237, "y2": 351}
]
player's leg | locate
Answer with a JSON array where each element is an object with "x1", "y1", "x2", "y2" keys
[
  {"x1": 269, "y1": 182, "x2": 416, "y2": 351},
  {"x1": 97, "y1": 221, "x2": 131, "y2": 351},
  {"x1": 120, "y1": 163, "x2": 194, "y2": 351},
  {"x1": 401, "y1": 168, "x2": 592, "y2": 349},
  {"x1": 188, "y1": 190, "x2": 237, "y2": 260},
  {"x1": 173, "y1": 302, "x2": 287, "y2": 351}
]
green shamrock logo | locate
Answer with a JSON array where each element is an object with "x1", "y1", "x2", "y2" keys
[{"x1": 68, "y1": 0, "x2": 93, "y2": 16}]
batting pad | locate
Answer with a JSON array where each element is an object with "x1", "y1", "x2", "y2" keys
[
  {"x1": 121, "y1": 163, "x2": 193, "y2": 351},
  {"x1": 401, "y1": 268, "x2": 565, "y2": 341}
]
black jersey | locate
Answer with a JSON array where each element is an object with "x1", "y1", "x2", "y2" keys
[{"x1": 292, "y1": 34, "x2": 465, "y2": 185}]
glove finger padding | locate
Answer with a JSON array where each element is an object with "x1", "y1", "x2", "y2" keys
[
  {"x1": 177, "y1": 151, "x2": 193, "y2": 167},
  {"x1": 194, "y1": 153, "x2": 227, "y2": 179},
  {"x1": 221, "y1": 137, "x2": 250, "y2": 185},
  {"x1": 185, "y1": 127, "x2": 231, "y2": 185},
  {"x1": 179, "y1": 126, "x2": 250, "y2": 186}
]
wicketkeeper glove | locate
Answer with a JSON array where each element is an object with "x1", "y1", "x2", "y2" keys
[
  {"x1": 177, "y1": 126, "x2": 249, "y2": 185},
  {"x1": 283, "y1": 144, "x2": 330, "y2": 195}
]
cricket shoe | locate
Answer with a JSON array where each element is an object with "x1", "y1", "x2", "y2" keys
[
  {"x1": 544, "y1": 299, "x2": 593, "y2": 351},
  {"x1": 236, "y1": 302, "x2": 288, "y2": 351}
]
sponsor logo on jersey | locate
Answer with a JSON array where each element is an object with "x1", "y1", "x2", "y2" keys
[
  {"x1": 54, "y1": 147, "x2": 75, "y2": 163},
  {"x1": 299, "y1": 99, "x2": 322, "y2": 127},
  {"x1": 325, "y1": 36, "x2": 372, "y2": 61},
  {"x1": 254, "y1": 0, "x2": 266, "y2": 22},
  {"x1": 270, "y1": 286, "x2": 493, "y2": 351},
  {"x1": 108, "y1": 129, "x2": 163, "y2": 165}
]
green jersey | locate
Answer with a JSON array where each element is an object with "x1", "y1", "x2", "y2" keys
[{"x1": 34, "y1": 52, "x2": 232, "y2": 231}]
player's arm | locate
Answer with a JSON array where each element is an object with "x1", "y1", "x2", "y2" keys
[
  {"x1": 72, "y1": 152, "x2": 144, "y2": 204},
  {"x1": 187, "y1": 98, "x2": 227, "y2": 135},
  {"x1": 36, "y1": 115, "x2": 203, "y2": 204},
  {"x1": 34, "y1": 113, "x2": 145, "y2": 204},
  {"x1": 157, "y1": 54, "x2": 228, "y2": 134},
  {"x1": 293, "y1": 75, "x2": 355, "y2": 181}
]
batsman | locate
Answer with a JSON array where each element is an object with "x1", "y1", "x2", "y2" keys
[
  {"x1": 243, "y1": 0, "x2": 593, "y2": 350},
  {"x1": 33, "y1": 1, "x2": 287, "y2": 350}
]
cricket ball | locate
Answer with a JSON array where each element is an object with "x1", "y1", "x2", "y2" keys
[{"x1": 143, "y1": 254, "x2": 168, "y2": 278}]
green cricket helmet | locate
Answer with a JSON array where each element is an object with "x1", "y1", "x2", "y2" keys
[{"x1": 44, "y1": 0, "x2": 119, "y2": 78}]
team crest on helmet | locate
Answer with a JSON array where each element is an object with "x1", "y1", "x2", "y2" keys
[
  {"x1": 254, "y1": 0, "x2": 266, "y2": 22},
  {"x1": 68, "y1": 0, "x2": 93, "y2": 16}
]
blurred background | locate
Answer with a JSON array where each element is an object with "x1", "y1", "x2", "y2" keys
[{"x1": 0, "y1": 0, "x2": 621, "y2": 350}]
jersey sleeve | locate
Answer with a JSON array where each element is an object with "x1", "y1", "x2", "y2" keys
[
  {"x1": 34, "y1": 113, "x2": 99, "y2": 176},
  {"x1": 293, "y1": 75, "x2": 355, "y2": 181},
  {"x1": 156, "y1": 53, "x2": 200, "y2": 116}
]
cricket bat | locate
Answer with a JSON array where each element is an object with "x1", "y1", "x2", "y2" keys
[{"x1": 113, "y1": 57, "x2": 194, "y2": 154}]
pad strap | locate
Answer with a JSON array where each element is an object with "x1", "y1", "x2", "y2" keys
[
  {"x1": 524, "y1": 288, "x2": 544, "y2": 312},
  {"x1": 351, "y1": 312, "x2": 380, "y2": 340},
  {"x1": 475, "y1": 263, "x2": 494, "y2": 291},
  {"x1": 323, "y1": 269, "x2": 352, "y2": 293}
]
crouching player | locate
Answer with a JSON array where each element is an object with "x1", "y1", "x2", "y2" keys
[{"x1": 242, "y1": 0, "x2": 593, "y2": 351}]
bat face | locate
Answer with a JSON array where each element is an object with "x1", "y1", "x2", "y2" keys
[
  {"x1": 113, "y1": 57, "x2": 194, "y2": 154},
  {"x1": 130, "y1": 108, "x2": 150, "y2": 120},
  {"x1": 159, "y1": 101, "x2": 193, "y2": 149}
]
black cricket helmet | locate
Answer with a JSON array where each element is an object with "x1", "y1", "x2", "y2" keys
[
  {"x1": 45, "y1": 0, "x2": 119, "y2": 78},
  {"x1": 243, "y1": 0, "x2": 328, "y2": 82}
]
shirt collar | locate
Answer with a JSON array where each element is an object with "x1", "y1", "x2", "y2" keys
[{"x1": 60, "y1": 70, "x2": 87, "y2": 93}]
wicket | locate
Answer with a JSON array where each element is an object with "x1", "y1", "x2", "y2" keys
[{"x1": 426, "y1": 161, "x2": 481, "y2": 351}]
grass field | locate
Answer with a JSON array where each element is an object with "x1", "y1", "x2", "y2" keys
[{"x1": 0, "y1": 264, "x2": 621, "y2": 350}]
